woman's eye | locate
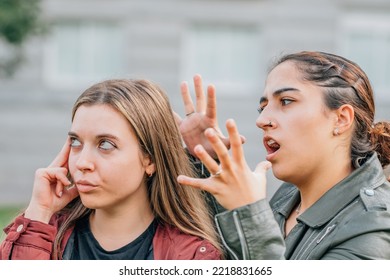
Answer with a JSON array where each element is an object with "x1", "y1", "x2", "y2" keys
[
  {"x1": 281, "y1": 99, "x2": 293, "y2": 106},
  {"x1": 99, "y1": 140, "x2": 115, "y2": 151},
  {"x1": 70, "y1": 138, "x2": 81, "y2": 148}
]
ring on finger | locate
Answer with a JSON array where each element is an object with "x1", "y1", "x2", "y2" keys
[
  {"x1": 186, "y1": 111, "x2": 195, "y2": 117},
  {"x1": 211, "y1": 169, "x2": 222, "y2": 177}
]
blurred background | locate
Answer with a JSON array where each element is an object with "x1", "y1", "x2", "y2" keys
[{"x1": 1, "y1": 0, "x2": 390, "y2": 228}]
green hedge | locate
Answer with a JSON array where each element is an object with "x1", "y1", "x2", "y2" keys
[{"x1": 0, "y1": 206, "x2": 24, "y2": 242}]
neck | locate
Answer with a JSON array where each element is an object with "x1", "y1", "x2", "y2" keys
[
  {"x1": 295, "y1": 154, "x2": 353, "y2": 214},
  {"x1": 89, "y1": 195, "x2": 154, "y2": 251}
]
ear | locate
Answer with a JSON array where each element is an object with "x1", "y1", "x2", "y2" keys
[
  {"x1": 333, "y1": 104, "x2": 354, "y2": 135},
  {"x1": 143, "y1": 155, "x2": 156, "y2": 176}
]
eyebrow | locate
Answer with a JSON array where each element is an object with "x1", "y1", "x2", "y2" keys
[
  {"x1": 259, "y1": 87, "x2": 300, "y2": 104},
  {"x1": 68, "y1": 131, "x2": 120, "y2": 141}
]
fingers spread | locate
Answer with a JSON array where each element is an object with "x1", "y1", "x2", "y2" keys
[
  {"x1": 204, "y1": 128, "x2": 231, "y2": 170},
  {"x1": 206, "y1": 84, "x2": 217, "y2": 120},
  {"x1": 226, "y1": 119, "x2": 245, "y2": 163},
  {"x1": 177, "y1": 175, "x2": 215, "y2": 194},
  {"x1": 193, "y1": 144, "x2": 220, "y2": 175},
  {"x1": 180, "y1": 81, "x2": 195, "y2": 115},
  {"x1": 193, "y1": 74, "x2": 206, "y2": 112}
]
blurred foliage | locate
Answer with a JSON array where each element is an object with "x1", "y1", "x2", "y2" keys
[
  {"x1": 0, "y1": 205, "x2": 23, "y2": 242},
  {"x1": 0, "y1": 0, "x2": 46, "y2": 77},
  {"x1": 0, "y1": 0, "x2": 43, "y2": 45}
]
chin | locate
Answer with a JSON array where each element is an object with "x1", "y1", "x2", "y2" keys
[
  {"x1": 79, "y1": 196, "x2": 99, "y2": 210},
  {"x1": 271, "y1": 164, "x2": 292, "y2": 182}
]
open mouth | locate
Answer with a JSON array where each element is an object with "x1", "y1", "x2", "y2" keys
[{"x1": 264, "y1": 137, "x2": 280, "y2": 155}]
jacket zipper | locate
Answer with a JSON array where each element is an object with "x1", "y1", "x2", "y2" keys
[
  {"x1": 233, "y1": 210, "x2": 250, "y2": 260},
  {"x1": 316, "y1": 224, "x2": 336, "y2": 244}
]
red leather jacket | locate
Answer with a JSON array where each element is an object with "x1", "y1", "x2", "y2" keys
[{"x1": 0, "y1": 214, "x2": 221, "y2": 260}]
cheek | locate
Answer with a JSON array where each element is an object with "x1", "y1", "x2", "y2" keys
[
  {"x1": 109, "y1": 157, "x2": 145, "y2": 179},
  {"x1": 68, "y1": 153, "x2": 77, "y2": 177}
]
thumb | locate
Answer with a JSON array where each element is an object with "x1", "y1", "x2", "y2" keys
[{"x1": 254, "y1": 161, "x2": 272, "y2": 175}]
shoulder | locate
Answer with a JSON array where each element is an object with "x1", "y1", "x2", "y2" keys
[
  {"x1": 153, "y1": 223, "x2": 221, "y2": 260},
  {"x1": 333, "y1": 181, "x2": 390, "y2": 241},
  {"x1": 359, "y1": 180, "x2": 390, "y2": 212}
]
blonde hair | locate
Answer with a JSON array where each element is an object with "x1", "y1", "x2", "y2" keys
[{"x1": 54, "y1": 79, "x2": 222, "y2": 258}]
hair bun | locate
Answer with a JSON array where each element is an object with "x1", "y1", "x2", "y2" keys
[{"x1": 370, "y1": 121, "x2": 390, "y2": 168}]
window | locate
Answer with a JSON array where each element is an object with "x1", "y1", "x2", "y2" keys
[
  {"x1": 339, "y1": 14, "x2": 390, "y2": 102},
  {"x1": 43, "y1": 21, "x2": 125, "y2": 89},
  {"x1": 181, "y1": 25, "x2": 263, "y2": 95}
]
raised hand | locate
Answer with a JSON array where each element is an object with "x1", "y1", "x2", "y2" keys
[
  {"x1": 175, "y1": 74, "x2": 245, "y2": 159},
  {"x1": 178, "y1": 119, "x2": 271, "y2": 210},
  {"x1": 24, "y1": 138, "x2": 79, "y2": 223}
]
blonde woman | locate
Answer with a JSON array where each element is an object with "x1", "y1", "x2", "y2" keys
[{"x1": 0, "y1": 79, "x2": 222, "y2": 260}]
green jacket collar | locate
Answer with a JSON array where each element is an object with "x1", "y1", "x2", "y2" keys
[{"x1": 273, "y1": 153, "x2": 387, "y2": 228}]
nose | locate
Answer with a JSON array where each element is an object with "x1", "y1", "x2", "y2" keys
[
  {"x1": 75, "y1": 147, "x2": 95, "y2": 172},
  {"x1": 256, "y1": 110, "x2": 276, "y2": 131}
]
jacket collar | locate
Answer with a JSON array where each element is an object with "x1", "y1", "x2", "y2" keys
[{"x1": 274, "y1": 153, "x2": 386, "y2": 228}]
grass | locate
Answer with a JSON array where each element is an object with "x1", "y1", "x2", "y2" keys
[{"x1": 0, "y1": 205, "x2": 24, "y2": 243}]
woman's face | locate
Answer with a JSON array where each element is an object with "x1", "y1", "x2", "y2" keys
[
  {"x1": 68, "y1": 104, "x2": 154, "y2": 211},
  {"x1": 256, "y1": 61, "x2": 338, "y2": 185}
]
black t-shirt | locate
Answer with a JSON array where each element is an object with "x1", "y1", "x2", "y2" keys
[{"x1": 69, "y1": 215, "x2": 157, "y2": 260}]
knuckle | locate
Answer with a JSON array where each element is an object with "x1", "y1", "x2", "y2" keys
[{"x1": 35, "y1": 168, "x2": 46, "y2": 177}]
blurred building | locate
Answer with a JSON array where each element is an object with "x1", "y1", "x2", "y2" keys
[{"x1": 1, "y1": 0, "x2": 390, "y2": 205}]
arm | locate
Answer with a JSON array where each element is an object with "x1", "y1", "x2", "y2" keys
[
  {"x1": 215, "y1": 200, "x2": 286, "y2": 260},
  {"x1": 0, "y1": 214, "x2": 58, "y2": 260},
  {"x1": 0, "y1": 139, "x2": 79, "y2": 259},
  {"x1": 178, "y1": 119, "x2": 285, "y2": 259}
]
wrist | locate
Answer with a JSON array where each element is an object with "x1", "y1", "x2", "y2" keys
[{"x1": 24, "y1": 206, "x2": 53, "y2": 224}]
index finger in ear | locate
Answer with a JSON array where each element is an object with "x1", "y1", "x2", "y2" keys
[{"x1": 49, "y1": 138, "x2": 71, "y2": 168}]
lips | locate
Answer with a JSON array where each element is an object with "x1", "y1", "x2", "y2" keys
[
  {"x1": 263, "y1": 136, "x2": 280, "y2": 160},
  {"x1": 75, "y1": 180, "x2": 97, "y2": 193}
]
